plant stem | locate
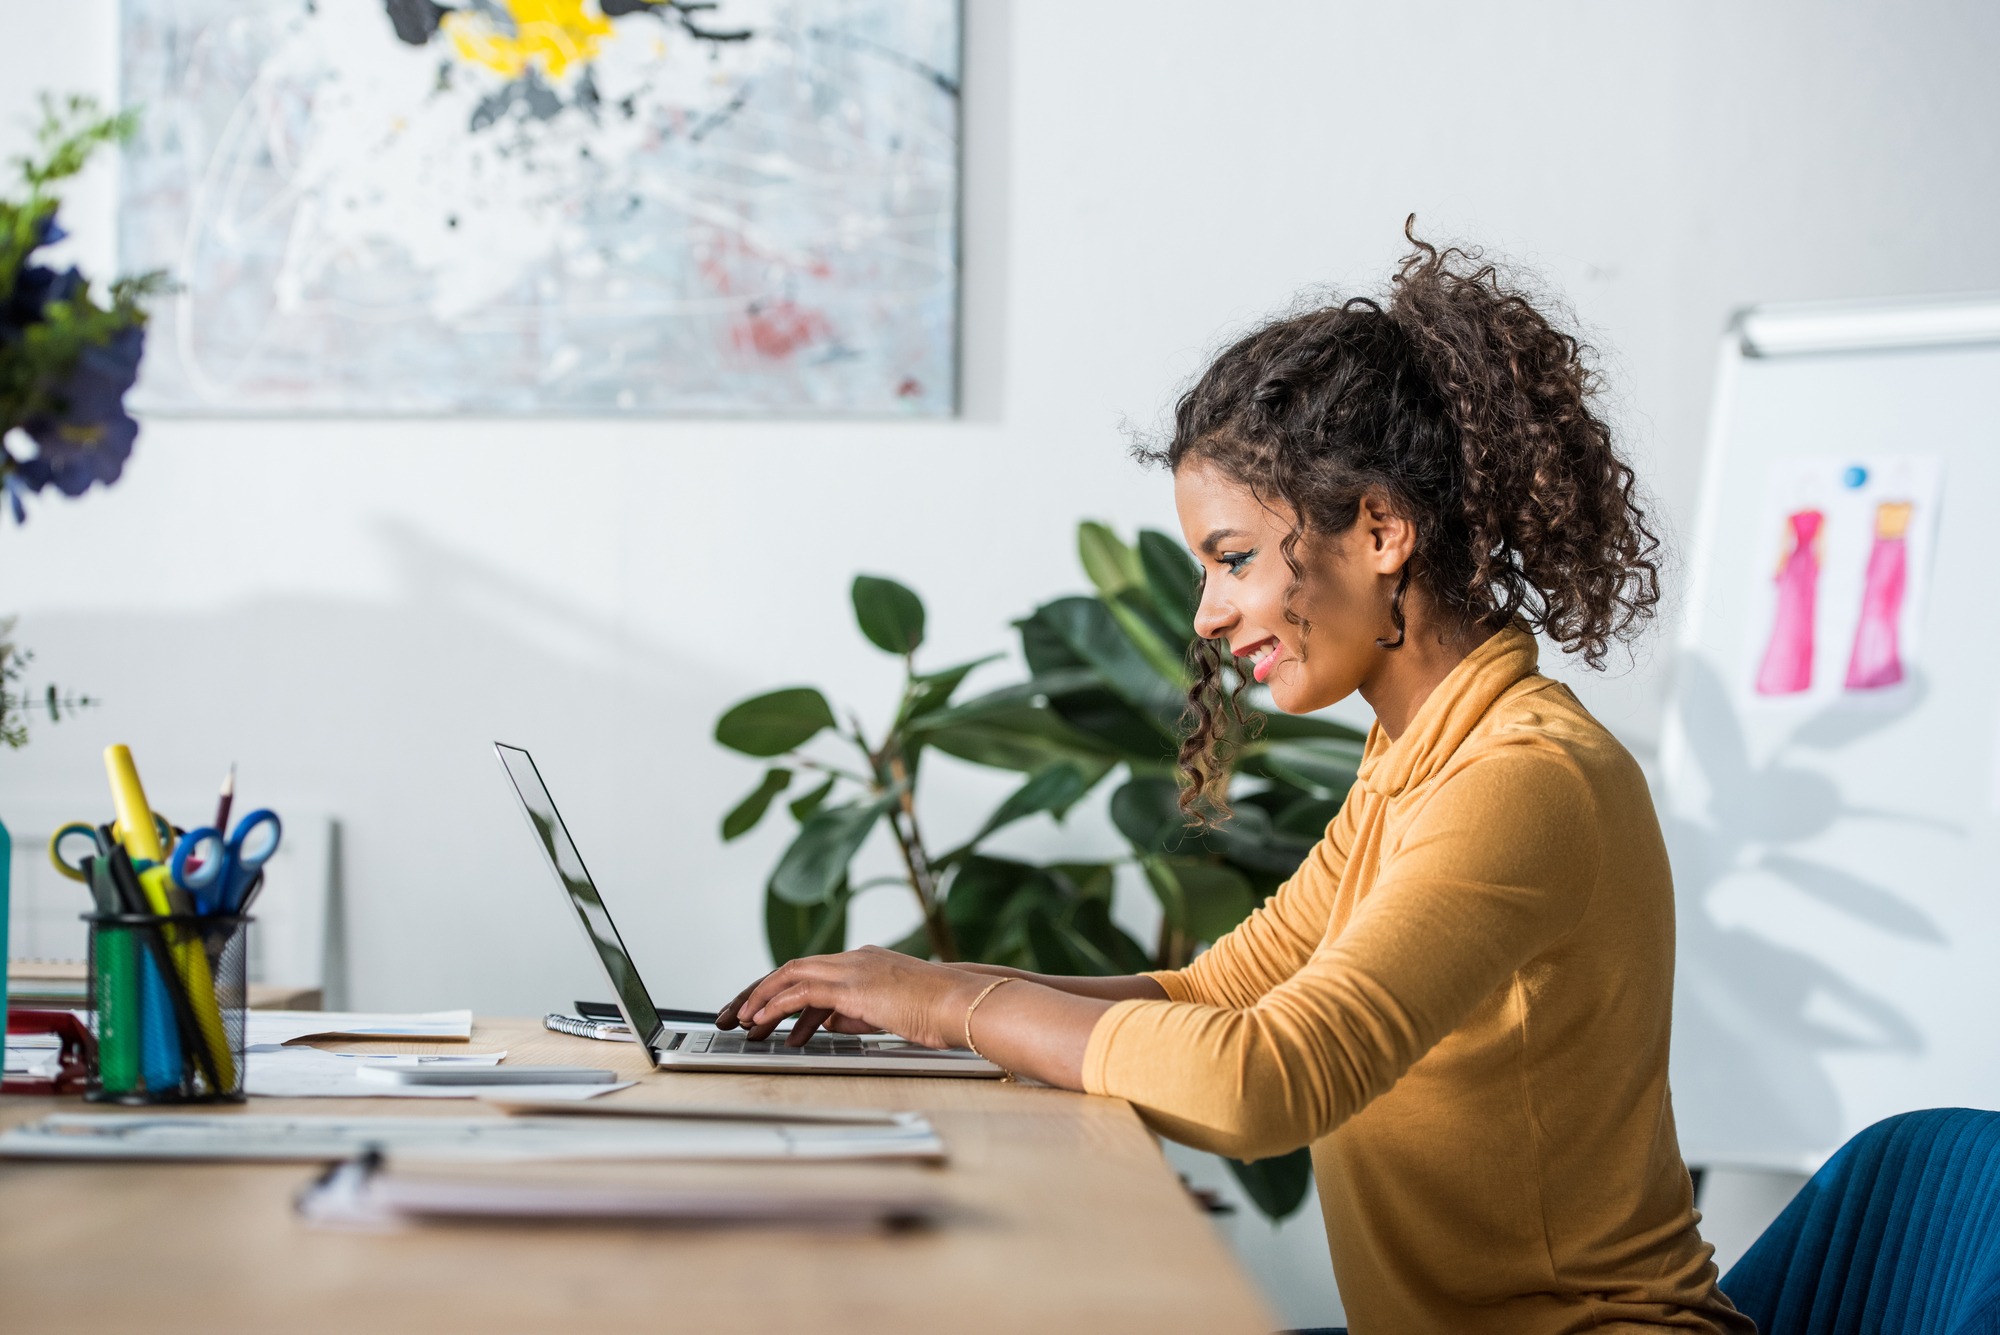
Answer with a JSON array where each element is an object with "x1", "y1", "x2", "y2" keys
[
  {"x1": 851, "y1": 708, "x2": 958, "y2": 962},
  {"x1": 885, "y1": 750, "x2": 958, "y2": 961}
]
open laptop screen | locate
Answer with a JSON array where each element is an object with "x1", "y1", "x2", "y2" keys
[{"x1": 493, "y1": 743, "x2": 663, "y2": 1046}]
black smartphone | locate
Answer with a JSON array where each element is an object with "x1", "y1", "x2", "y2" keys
[{"x1": 574, "y1": 999, "x2": 720, "y2": 1025}]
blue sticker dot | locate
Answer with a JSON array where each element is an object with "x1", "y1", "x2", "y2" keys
[{"x1": 1842, "y1": 465, "x2": 1868, "y2": 489}]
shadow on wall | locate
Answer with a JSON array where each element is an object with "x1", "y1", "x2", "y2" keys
[
  {"x1": 1666, "y1": 655, "x2": 1938, "y2": 1165},
  {"x1": 6, "y1": 522, "x2": 755, "y2": 1014}
]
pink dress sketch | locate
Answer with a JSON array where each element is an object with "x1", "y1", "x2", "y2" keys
[
  {"x1": 1756, "y1": 508, "x2": 1824, "y2": 696},
  {"x1": 1844, "y1": 500, "x2": 1913, "y2": 690}
]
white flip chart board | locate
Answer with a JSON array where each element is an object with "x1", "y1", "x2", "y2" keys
[{"x1": 1660, "y1": 294, "x2": 2000, "y2": 1171}]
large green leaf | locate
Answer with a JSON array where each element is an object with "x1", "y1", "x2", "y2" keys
[
  {"x1": 1050, "y1": 690, "x2": 1180, "y2": 765},
  {"x1": 715, "y1": 687, "x2": 838, "y2": 757},
  {"x1": 1018, "y1": 605, "x2": 1088, "y2": 674},
  {"x1": 1274, "y1": 793, "x2": 1345, "y2": 839},
  {"x1": 1226, "y1": 1147, "x2": 1314, "y2": 1222},
  {"x1": 1077, "y1": 520, "x2": 1142, "y2": 598},
  {"x1": 765, "y1": 880, "x2": 850, "y2": 964},
  {"x1": 769, "y1": 795, "x2": 896, "y2": 905},
  {"x1": 1143, "y1": 855, "x2": 1257, "y2": 943},
  {"x1": 852, "y1": 575, "x2": 926, "y2": 655},
  {"x1": 958, "y1": 762, "x2": 1095, "y2": 851},
  {"x1": 1105, "y1": 590, "x2": 1194, "y2": 689},
  {"x1": 1068, "y1": 897, "x2": 1153, "y2": 975},
  {"x1": 910, "y1": 668, "x2": 1104, "y2": 730},
  {"x1": 899, "y1": 652, "x2": 1003, "y2": 724},
  {"x1": 1206, "y1": 803, "x2": 1316, "y2": 876},
  {"x1": 1036, "y1": 892, "x2": 1150, "y2": 977},
  {"x1": 1046, "y1": 861, "x2": 1116, "y2": 903},
  {"x1": 1137, "y1": 528, "x2": 1200, "y2": 641},
  {"x1": 1037, "y1": 596, "x2": 1186, "y2": 722},
  {"x1": 721, "y1": 766, "x2": 791, "y2": 841},
  {"x1": 1255, "y1": 712, "x2": 1370, "y2": 743},
  {"x1": 921, "y1": 702, "x2": 1117, "y2": 774},
  {"x1": 942, "y1": 855, "x2": 1041, "y2": 962},
  {"x1": 1110, "y1": 775, "x2": 1209, "y2": 856},
  {"x1": 787, "y1": 775, "x2": 836, "y2": 822},
  {"x1": 1250, "y1": 737, "x2": 1366, "y2": 798},
  {"x1": 1012, "y1": 606, "x2": 1179, "y2": 761}
]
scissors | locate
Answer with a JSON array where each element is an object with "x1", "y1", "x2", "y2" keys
[
  {"x1": 49, "y1": 813, "x2": 179, "y2": 884},
  {"x1": 169, "y1": 808, "x2": 281, "y2": 915},
  {"x1": 47, "y1": 823, "x2": 125, "y2": 914},
  {"x1": 48, "y1": 822, "x2": 111, "y2": 884}
]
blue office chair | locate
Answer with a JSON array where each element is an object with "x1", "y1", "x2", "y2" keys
[{"x1": 1721, "y1": 1108, "x2": 2000, "y2": 1334}]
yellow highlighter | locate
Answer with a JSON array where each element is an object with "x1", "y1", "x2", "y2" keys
[{"x1": 103, "y1": 744, "x2": 238, "y2": 1093}]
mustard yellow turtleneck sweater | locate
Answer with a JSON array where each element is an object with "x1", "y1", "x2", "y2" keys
[{"x1": 1082, "y1": 628, "x2": 1751, "y2": 1334}]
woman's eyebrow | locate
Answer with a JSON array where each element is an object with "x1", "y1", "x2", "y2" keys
[{"x1": 1199, "y1": 529, "x2": 1250, "y2": 556}]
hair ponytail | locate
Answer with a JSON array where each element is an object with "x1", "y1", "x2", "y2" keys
[{"x1": 1385, "y1": 217, "x2": 1660, "y2": 666}]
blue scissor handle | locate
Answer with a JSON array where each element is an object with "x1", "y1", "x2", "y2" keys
[
  {"x1": 169, "y1": 828, "x2": 228, "y2": 911},
  {"x1": 219, "y1": 809, "x2": 281, "y2": 912},
  {"x1": 170, "y1": 810, "x2": 281, "y2": 914}
]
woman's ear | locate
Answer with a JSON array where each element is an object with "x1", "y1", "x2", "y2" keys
[{"x1": 1358, "y1": 490, "x2": 1416, "y2": 574}]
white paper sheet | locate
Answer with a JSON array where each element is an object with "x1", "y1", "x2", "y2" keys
[
  {"x1": 0, "y1": 1113, "x2": 947, "y2": 1162},
  {"x1": 244, "y1": 1009, "x2": 475, "y2": 1046},
  {"x1": 243, "y1": 1046, "x2": 629, "y2": 1100}
]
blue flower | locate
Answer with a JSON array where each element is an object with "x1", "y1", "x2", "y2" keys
[
  {"x1": 1, "y1": 209, "x2": 76, "y2": 332},
  {"x1": 13, "y1": 323, "x2": 144, "y2": 498}
]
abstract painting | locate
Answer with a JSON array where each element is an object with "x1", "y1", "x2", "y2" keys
[{"x1": 119, "y1": 1, "x2": 960, "y2": 415}]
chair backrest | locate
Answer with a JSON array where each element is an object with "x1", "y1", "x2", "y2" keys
[{"x1": 1722, "y1": 1108, "x2": 2000, "y2": 1335}]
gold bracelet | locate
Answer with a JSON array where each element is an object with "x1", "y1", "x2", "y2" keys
[{"x1": 963, "y1": 975, "x2": 1017, "y2": 1065}]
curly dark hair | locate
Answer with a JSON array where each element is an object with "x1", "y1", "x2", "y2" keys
[{"x1": 1143, "y1": 219, "x2": 1661, "y2": 814}]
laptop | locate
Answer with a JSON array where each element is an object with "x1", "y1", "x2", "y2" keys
[{"x1": 493, "y1": 743, "x2": 1005, "y2": 1078}]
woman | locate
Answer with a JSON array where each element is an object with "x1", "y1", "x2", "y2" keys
[{"x1": 719, "y1": 228, "x2": 1752, "y2": 1334}]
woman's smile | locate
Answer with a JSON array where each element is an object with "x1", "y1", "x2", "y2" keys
[{"x1": 1235, "y1": 635, "x2": 1284, "y2": 683}]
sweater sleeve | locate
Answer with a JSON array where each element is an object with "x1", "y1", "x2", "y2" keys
[
  {"x1": 1085, "y1": 746, "x2": 1600, "y2": 1161},
  {"x1": 1145, "y1": 792, "x2": 1361, "y2": 1009}
]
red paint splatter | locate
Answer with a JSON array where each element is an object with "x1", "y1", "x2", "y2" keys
[
  {"x1": 733, "y1": 301, "x2": 832, "y2": 360},
  {"x1": 896, "y1": 378, "x2": 922, "y2": 399}
]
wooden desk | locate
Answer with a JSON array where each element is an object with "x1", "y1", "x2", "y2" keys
[{"x1": 0, "y1": 1018, "x2": 1275, "y2": 1334}]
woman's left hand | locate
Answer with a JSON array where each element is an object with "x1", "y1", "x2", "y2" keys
[{"x1": 715, "y1": 946, "x2": 986, "y2": 1049}]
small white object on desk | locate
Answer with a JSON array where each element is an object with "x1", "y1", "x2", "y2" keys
[
  {"x1": 2, "y1": 1033, "x2": 65, "y2": 1081},
  {"x1": 357, "y1": 1064, "x2": 618, "y2": 1087}
]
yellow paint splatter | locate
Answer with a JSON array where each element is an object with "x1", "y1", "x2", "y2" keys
[{"x1": 440, "y1": 0, "x2": 621, "y2": 83}]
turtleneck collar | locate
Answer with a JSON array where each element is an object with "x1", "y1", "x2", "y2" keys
[{"x1": 1352, "y1": 625, "x2": 1541, "y2": 799}]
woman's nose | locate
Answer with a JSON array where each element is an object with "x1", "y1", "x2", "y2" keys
[{"x1": 1193, "y1": 582, "x2": 1233, "y2": 642}]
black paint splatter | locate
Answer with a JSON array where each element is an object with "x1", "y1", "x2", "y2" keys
[{"x1": 383, "y1": 0, "x2": 451, "y2": 46}]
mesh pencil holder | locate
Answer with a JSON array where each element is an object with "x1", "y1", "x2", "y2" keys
[{"x1": 85, "y1": 912, "x2": 250, "y2": 1104}]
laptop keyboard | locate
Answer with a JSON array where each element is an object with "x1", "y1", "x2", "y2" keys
[{"x1": 680, "y1": 1031, "x2": 869, "y2": 1056}]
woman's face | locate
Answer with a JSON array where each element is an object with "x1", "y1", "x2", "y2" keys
[{"x1": 1173, "y1": 459, "x2": 1410, "y2": 714}]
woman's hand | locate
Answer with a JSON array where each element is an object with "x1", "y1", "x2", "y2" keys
[{"x1": 714, "y1": 946, "x2": 987, "y2": 1049}]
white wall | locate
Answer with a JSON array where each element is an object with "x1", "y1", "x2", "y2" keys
[{"x1": 4, "y1": 3, "x2": 1998, "y2": 1326}]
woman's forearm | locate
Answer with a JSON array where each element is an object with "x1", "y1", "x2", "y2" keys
[{"x1": 947, "y1": 962, "x2": 1169, "y2": 1003}]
